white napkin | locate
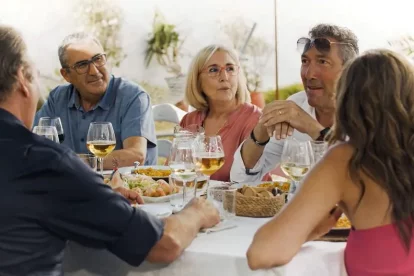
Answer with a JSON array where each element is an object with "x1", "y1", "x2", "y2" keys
[{"x1": 200, "y1": 220, "x2": 237, "y2": 234}]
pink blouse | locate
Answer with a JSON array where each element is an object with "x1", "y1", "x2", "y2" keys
[
  {"x1": 180, "y1": 103, "x2": 261, "y2": 182},
  {"x1": 345, "y1": 223, "x2": 414, "y2": 275}
]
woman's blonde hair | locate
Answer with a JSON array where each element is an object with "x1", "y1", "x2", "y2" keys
[{"x1": 185, "y1": 44, "x2": 250, "y2": 110}]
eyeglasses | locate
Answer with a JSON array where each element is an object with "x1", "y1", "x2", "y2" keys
[
  {"x1": 297, "y1": 37, "x2": 353, "y2": 54},
  {"x1": 64, "y1": 54, "x2": 107, "y2": 75},
  {"x1": 201, "y1": 64, "x2": 240, "y2": 78}
]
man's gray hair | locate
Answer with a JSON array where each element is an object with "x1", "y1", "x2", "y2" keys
[
  {"x1": 58, "y1": 32, "x2": 103, "y2": 68},
  {"x1": 309, "y1": 24, "x2": 359, "y2": 64}
]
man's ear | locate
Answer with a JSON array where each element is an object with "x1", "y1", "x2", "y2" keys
[
  {"x1": 60, "y1": 68, "x2": 71, "y2": 83},
  {"x1": 16, "y1": 66, "x2": 30, "y2": 98}
]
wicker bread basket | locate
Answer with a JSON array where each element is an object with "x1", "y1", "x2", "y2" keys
[{"x1": 223, "y1": 188, "x2": 286, "y2": 218}]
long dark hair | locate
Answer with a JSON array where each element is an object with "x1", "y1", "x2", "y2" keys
[{"x1": 329, "y1": 49, "x2": 414, "y2": 250}]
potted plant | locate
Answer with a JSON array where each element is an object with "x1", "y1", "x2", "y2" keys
[{"x1": 145, "y1": 11, "x2": 187, "y2": 109}]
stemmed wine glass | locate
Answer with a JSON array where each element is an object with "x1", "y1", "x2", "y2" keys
[
  {"x1": 86, "y1": 122, "x2": 116, "y2": 174},
  {"x1": 168, "y1": 136, "x2": 197, "y2": 206},
  {"x1": 38, "y1": 117, "x2": 65, "y2": 143},
  {"x1": 280, "y1": 138, "x2": 314, "y2": 195},
  {"x1": 192, "y1": 134, "x2": 225, "y2": 191},
  {"x1": 33, "y1": 126, "x2": 59, "y2": 143}
]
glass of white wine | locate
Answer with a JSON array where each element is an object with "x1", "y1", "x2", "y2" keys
[
  {"x1": 192, "y1": 134, "x2": 225, "y2": 189},
  {"x1": 168, "y1": 136, "x2": 197, "y2": 207},
  {"x1": 280, "y1": 138, "x2": 314, "y2": 195},
  {"x1": 86, "y1": 122, "x2": 116, "y2": 174}
]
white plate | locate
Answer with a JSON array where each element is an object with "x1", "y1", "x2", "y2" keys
[
  {"x1": 136, "y1": 204, "x2": 172, "y2": 219},
  {"x1": 102, "y1": 166, "x2": 134, "y2": 176}
]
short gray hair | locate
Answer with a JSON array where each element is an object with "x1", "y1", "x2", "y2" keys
[
  {"x1": 58, "y1": 32, "x2": 103, "y2": 68},
  {"x1": 0, "y1": 25, "x2": 33, "y2": 102},
  {"x1": 309, "y1": 24, "x2": 359, "y2": 64}
]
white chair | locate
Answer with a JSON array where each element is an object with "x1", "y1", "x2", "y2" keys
[
  {"x1": 152, "y1": 103, "x2": 187, "y2": 124},
  {"x1": 157, "y1": 139, "x2": 173, "y2": 158}
]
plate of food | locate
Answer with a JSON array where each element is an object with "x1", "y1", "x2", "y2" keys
[
  {"x1": 130, "y1": 165, "x2": 172, "y2": 180},
  {"x1": 123, "y1": 173, "x2": 179, "y2": 203},
  {"x1": 328, "y1": 215, "x2": 352, "y2": 236}
]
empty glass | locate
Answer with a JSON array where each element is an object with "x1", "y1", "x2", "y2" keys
[
  {"x1": 174, "y1": 124, "x2": 204, "y2": 138},
  {"x1": 33, "y1": 126, "x2": 59, "y2": 143},
  {"x1": 310, "y1": 141, "x2": 328, "y2": 164},
  {"x1": 38, "y1": 117, "x2": 64, "y2": 143},
  {"x1": 207, "y1": 185, "x2": 237, "y2": 221}
]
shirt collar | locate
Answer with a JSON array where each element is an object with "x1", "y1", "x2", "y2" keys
[{"x1": 67, "y1": 75, "x2": 115, "y2": 111}]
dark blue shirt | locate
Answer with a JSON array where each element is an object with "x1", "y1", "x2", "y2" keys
[
  {"x1": 34, "y1": 76, "x2": 157, "y2": 165},
  {"x1": 0, "y1": 108, "x2": 164, "y2": 276}
]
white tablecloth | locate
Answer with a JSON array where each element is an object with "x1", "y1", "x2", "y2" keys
[{"x1": 63, "y1": 204, "x2": 347, "y2": 276}]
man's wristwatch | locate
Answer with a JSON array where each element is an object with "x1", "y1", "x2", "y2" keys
[
  {"x1": 316, "y1": 127, "x2": 331, "y2": 141},
  {"x1": 250, "y1": 130, "x2": 270, "y2": 146}
]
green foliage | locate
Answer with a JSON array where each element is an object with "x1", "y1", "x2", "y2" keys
[
  {"x1": 263, "y1": 83, "x2": 304, "y2": 103},
  {"x1": 75, "y1": 0, "x2": 126, "y2": 68},
  {"x1": 145, "y1": 12, "x2": 183, "y2": 76}
]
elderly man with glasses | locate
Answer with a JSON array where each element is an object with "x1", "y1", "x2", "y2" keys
[
  {"x1": 35, "y1": 32, "x2": 157, "y2": 169},
  {"x1": 230, "y1": 24, "x2": 359, "y2": 183}
]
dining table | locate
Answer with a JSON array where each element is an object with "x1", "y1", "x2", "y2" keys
[{"x1": 63, "y1": 203, "x2": 348, "y2": 276}]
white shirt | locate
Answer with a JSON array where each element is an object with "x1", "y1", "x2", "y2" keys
[{"x1": 230, "y1": 91, "x2": 316, "y2": 183}]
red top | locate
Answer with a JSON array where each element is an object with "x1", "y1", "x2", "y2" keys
[
  {"x1": 180, "y1": 103, "x2": 261, "y2": 182},
  {"x1": 345, "y1": 223, "x2": 414, "y2": 275}
]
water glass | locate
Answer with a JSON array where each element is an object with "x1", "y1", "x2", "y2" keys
[
  {"x1": 310, "y1": 140, "x2": 328, "y2": 164},
  {"x1": 77, "y1": 153, "x2": 98, "y2": 171},
  {"x1": 33, "y1": 126, "x2": 59, "y2": 143},
  {"x1": 207, "y1": 186, "x2": 237, "y2": 221}
]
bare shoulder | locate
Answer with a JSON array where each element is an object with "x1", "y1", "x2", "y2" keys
[{"x1": 322, "y1": 142, "x2": 354, "y2": 169}]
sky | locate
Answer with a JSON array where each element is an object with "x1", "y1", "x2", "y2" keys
[{"x1": 1, "y1": 0, "x2": 414, "y2": 94}]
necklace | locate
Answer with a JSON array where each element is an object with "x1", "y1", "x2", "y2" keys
[{"x1": 201, "y1": 117, "x2": 228, "y2": 135}]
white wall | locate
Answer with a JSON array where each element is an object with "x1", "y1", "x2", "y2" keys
[{"x1": 1, "y1": 0, "x2": 414, "y2": 97}]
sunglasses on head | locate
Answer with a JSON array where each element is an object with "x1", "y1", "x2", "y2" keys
[{"x1": 297, "y1": 37, "x2": 353, "y2": 54}]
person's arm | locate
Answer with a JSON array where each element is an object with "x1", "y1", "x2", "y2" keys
[
  {"x1": 146, "y1": 198, "x2": 219, "y2": 263},
  {"x1": 40, "y1": 150, "x2": 219, "y2": 266},
  {"x1": 246, "y1": 143, "x2": 351, "y2": 270},
  {"x1": 103, "y1": 91, "x2": 156, "y2": 168},
  {"x1": 230, "y1": 135, "x2": 285, "y2": 183}
]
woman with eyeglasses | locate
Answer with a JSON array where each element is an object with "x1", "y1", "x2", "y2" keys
[
  {"x1": 247, "y1": 49, "x2": 414, "y2": 275},
  {"x1": 179, "y1": 45, "x2": 261, "y2": 182}
]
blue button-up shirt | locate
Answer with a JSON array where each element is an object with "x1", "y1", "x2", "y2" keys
[{"x1": 35, "y1": 76, "x2": 157, "y2": 165}]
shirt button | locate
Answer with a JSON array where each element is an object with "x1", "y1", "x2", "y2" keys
[
  {"x1": 80, "y1": 138, "x2": 85, "y2": 142},
  {"x1": 82, "y1": 115, "x2": 86, "y2": 119}
]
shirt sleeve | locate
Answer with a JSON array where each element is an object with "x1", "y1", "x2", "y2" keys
[
  {"x1": 121, "y1": 90, "x2": 156, "y2": 148},
  {"x1": 230, "y1": 138, "x2": 285, "y2": 183},
  {"x1": 40, "y1": 150, "x2": 164, "y2": 266}
]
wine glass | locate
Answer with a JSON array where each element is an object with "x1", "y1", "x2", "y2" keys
[
  {"x1": 168, "y1": 136, "x2": 197, "y2": 207},
  {"x1": 310, "y1": 140, "x2": 328, "y2": 164},
  {"x1": 86, "y1": 122, "x2": 116, "y2": 174},
  {"x1": 280, "y1": 138, "x2": 314, "y2": 195},
  {"x1": 33, "y1": 126, "x2": 59, "y2": 143},
  {"x1": 38, "y1": 117, "x2": 65, "y2": 143},
  {"x1": 192, "y1": 134, "x2": 225, "y2": 190}
]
